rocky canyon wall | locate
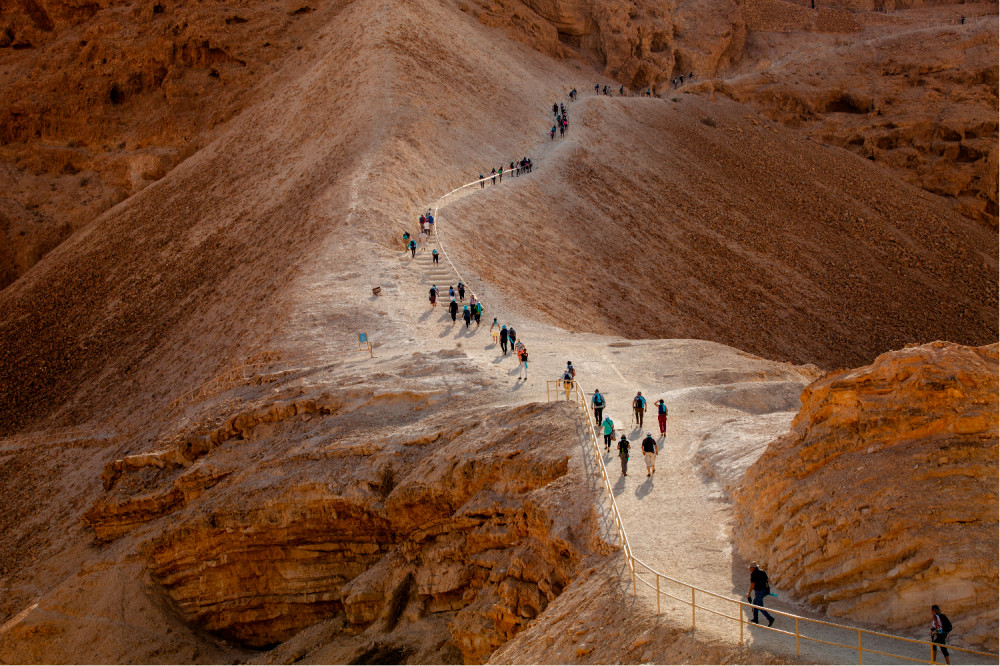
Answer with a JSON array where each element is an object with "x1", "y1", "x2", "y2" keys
[{"x1": 733, "y1": 341, "x2": 999, "y2": 650}]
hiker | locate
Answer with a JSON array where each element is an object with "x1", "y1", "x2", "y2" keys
[
  {"x1": 480, "y1": 174, "x2": 485, "y2": 189},
  {"x1": 469, "y1": 294, "x2": 477, "y2": 310},
  {"x1": 679, "y1": 74, "x2": 684, "y2": 85},
  {"x1": 594, "y1": 83, "x2": 599, "y2": 94},
  {"x1": 747, "y1": 562, "x2": 775, "y2": 626},
  {"x1": 473, "y1": 301, "x2": 482, "y2": 326},
  {"x1": 633, "y1": 392, "x2": 647, "y2": 427},
  {"x1": 402, "y1": 231, "x2": 410, "y2": 246},
  {"x1": 618, "y1": 434, "x2": 630, "y2": 475},
  {"x1": 491, "y1": 318, "x2": 500, "y2": 344},
  {"x1": 429, "y1": 285, "x2": 438, "y2": 307},
  {"x1": 641, "y1": 432, "x2": 658, "y2": 476},
  {"x1": 561, "y1": 369, "x2": 574, "y2": 399},
  {"x1": 457, "y1": 281, "x2": 465, "y2": 301},
  {"x1": 462, "y1": 305, "x2": 471, "y2": 328},
  {"x1": 931, "y1": 605, "x2": 952, "y2": 664},
  {"x1": 499, "y1": 325, "x2": 509, "y2": 355},
  {"x1": 517, "y1": 343, "x2": 528, "y2": 380},
  {"x1": 592, "y1": 389, "x2": 606, "y2": 425},
  {"x1": 553, "y1": 102, "x2": 558, "y2": 115},
  {"x1": 408, "y1": 239, "x2": 417, "y2": 258},
  {"x1": 559, "y1": 123, "x2": 565, "y2": 137},
  {"x1": 656, "y1": 399, "x2": 668, "y2": 437},
  {"x1": 417, "y1": 232, "x2": 425, "y2": 251},
  {"x1": 426, "y1": 213, "x2": 434, "y2": 233},
  {"x1": 498, "y1": 165, "x2": 503, "y2": 183},
  {"x1": 566, "y1": 361, "x2": 576, "y2": 379},
  {"x1": 449, "y1": 285, "x2": 455, "y2": 300},
  {"x1": 601, "y1": 414, "x2": 614, "y2": 451},
  {"x1": 491, "y1": 168, "x2": 497, "y2": 185},
  {"x1": 507, "y1": 326, "x2": 517, "y2": 350},
  {"x1": 550, "y1": 126, "x2": 556, "y2": 140},
  {"x1": 432, "y1": 249, "x2": 439, "y2": 264},
  {"x1": 619, "y1": 84, "x2": 624, "y2": 96},
  {"x1": 449, "y1": 298, "x2": 458, "y2": 323}
]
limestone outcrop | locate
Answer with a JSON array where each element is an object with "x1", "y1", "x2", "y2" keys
[{"x1": 733, "y1": 341, "x2": 999, "y2": 650}]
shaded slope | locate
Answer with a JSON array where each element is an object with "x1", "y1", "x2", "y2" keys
[{"x1": 444, "y1": 93, "x2": 997, "y2": 368}]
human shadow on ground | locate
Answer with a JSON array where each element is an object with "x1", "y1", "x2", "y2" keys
[
  {"x1": 635, "y1": 476, "x2": 653, "y2": 500},
  {"x1": 419, "y1": 310, "x2": 432, "y2": 322},
  {"x1": 612, "y1": 472, "x2": 626, "y2": 497},
  {"x1": 508, "y1": 380, "x2": 524, "y2": 393},
  {"x1": 492, "y1": 354, "x2": 509, "y2": 364},
  {"x1": 439, "y1": 324, "x2": 456, "y2": 338}
]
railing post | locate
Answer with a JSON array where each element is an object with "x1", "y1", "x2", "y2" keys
[
  {"x1": 858, "y1": 629, "x2": 863, "y2": 665},
  {"x1": 632, "y1": 566, "x2": 636, "y2": 597},
  {"x1": 739, "y1": 601, "x2": 743, "y2": 643},
  {"x1": 795, "y1": 617, "x2": 800, "y2": 656},
  {"x1": 656, "y1": 573, "x2": 660, "y2": 615},
  {"x1": 691, "y1": 588, "x2": 696, "y2": 630}
]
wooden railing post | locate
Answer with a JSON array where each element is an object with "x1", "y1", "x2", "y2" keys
[
  {"x1": 691, "y1": 588, "x2": 696, "y2": 630},
  {"x1": 858, "y1": 629, "x2": 863, "y2": 665},
  {"x1": 795, "y1": 617, "x2": 800, "y2": 656},
  {"x1": 656, "y1": 573, "x2": 660, "y2": 615}
]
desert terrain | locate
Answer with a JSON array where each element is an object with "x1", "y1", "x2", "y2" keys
[{"x1": 0, "y1": 0, "x2": 997, "y2": 663}]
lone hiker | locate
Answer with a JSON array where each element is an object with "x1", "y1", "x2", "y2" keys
[
  {"x1": 931, "y1": 605, "x2": 952, "y2": 664},
  {"x1": 480, "y1": 174, "x2": 485, "y2": 189},
  {"x1": 429, "y1": 285, "x2": 438, "y2": 307},
  {"x1": 601, "y1": 414, "x2": 615, "y2": 451},
  {"x1": 499, "y1": 325, "x2": 509, "y2": 355},
  {"x1": 432, "y1": 248, "x2": 439, "y2": 264},
  {"x1": 592, "y1": 389, "x2": 606, "y2": 425},
  {"x1": 408, "y1": 239, "x2": 417, "y2": 258},
  {"x1": 747, "y1": 562, "x2": 775, "y2": 627},
  {"x1": 656, "y1": 399, "x2": 668, "y2": 437},
  {"x1": 633, "y1": 391, "x2": 647, "y2": 428},
  {"x1": 491, "y1": 318, "x2": 500, "y2": 344},
  {"x1": 517, "y1": 343, "x2": 528, "y2": 380},
  {"x1": 618, "y1": 434, "x2": 630, "y2": 476},
  {"x1": 449, "y1": 298, "x2": 458, "y2": 323},
  {"x1": 457, "y1": 281, "x2": 465, "y2": 301},
  {"x1": 641, "y1": 432, "x2": 658, "y2": 476}
]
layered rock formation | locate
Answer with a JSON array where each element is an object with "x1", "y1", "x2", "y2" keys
[{"x1": 733, "y1": 341, "x2": 999, "y2": 649}]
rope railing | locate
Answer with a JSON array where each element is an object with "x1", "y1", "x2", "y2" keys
[{"x1": 545, "y1": 379, "x2": 998, "y2": 664}]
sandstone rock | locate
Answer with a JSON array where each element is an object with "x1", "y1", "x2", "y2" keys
[{"x1": 733, "y1": 341, "x2": 999, "y2": 650}]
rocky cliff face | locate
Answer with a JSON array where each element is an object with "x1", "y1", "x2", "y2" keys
[{"x1": 733, "y1": 341, "x2": 999, "y2": 650}]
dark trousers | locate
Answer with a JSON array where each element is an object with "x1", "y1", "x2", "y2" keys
[
  {"x1": 634, "y1": 409, "x2": 643, "y2": 427},
  {"x1": 932, "y1": 633, "x2": 949, "y2": 660},
  {"x1": 619, "y1": 455, "x2": 628, "y2": 475},
  {"x1": 594, "y1": 407, "x2": 603, "y2": 424},
  {"x1": 751, "y1": 591, "x2": 774, "y2": 624},
  {"x1": 433, "y1": 254, "x2": 439, "y2": 264},
  {"x1": 500, "y1": 338, "x2": 507, "y2": 354},
  {"x1": 603, "y1": 433, "x2": 612, "y2": 449}
]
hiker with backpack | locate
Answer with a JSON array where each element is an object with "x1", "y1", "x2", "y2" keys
[
  {"x1": 618, "y1": 434, "x2": 630, "y2": 476},
  {"x1": 480, "y1": 174, "x2": 485, "y2": 189},
  {"x1": 592, "y1": 389, "x2": 605, "y2": 425},
  {"x1": 408, "y1": 239, "x2": 417, "y2": 258},
  {"x1": 449, "y1": 298, "x2": 458, "y2": 324},
  {"x1": 449, "y1": 285, "x2": 455, "y2": 300},
  {"x1": 633, "y1": 392, "x2": 647, "y2": 428},
  {"x1": 747, "y1": 562, "x2": 775, "y2": 627},
  {"x1": 561, "y1": 368, "x2": 574, "y2": 399},
  {"x1": 473, "y1": 301, "x2": 482, "y2": 326},
  {"x1": 462, "y1": 305, "x2": 472, "y2": 328},
  {"x1": 550, "y1": 126, "x2": 556, "y2": 140},
  {"x1": 432, "y1": 249, "x2": 439, "y2": 264},
  {"x1": 429, "y1": 285, "x2": 438, "y2": 307},
  {"x1": 931, "y1": 605, "x2": 952, "y2": 664},
  {"x1": 516, "y1": 343, "x2": 528, "y2": 380},
  {"x1": 656, "y1": 399, "x2": 668, "y2": 437},
  {"x1": 641, "y1": 432, "x2": 658, "y2": 476},
  {"x1": 457, "y1": 281, "x2": 465, "y2": 301},
  {"x1": 491, "y1": 318, "x2": 500, "y2": 344},
  {"x1": 507, "y1": 326, "x2": 517, "y2": 350},
  {"x1": 499, "y1": 325, "x2": 509, "y2": 355},
  {"x1": 601, "y1": 414, "x2": 615, "y2": 451}
]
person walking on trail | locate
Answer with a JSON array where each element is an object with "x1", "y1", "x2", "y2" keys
[
  {"x1": 499, "y1": 325, "x2": 509, "y2": 355},
  {"x1": 747, "y1": 562, "x2": 775, "y2": 627},
  {"x1": 432, "y1": 249, "x2": 439, "y2": 264},
  {"x1": 449, "y1": 285, "x2": 455, "y2": 300},
  {"x1": 491, "y1": 318, "x2": 500, "y2": 344},
  {"x1": 473, "y1": 301, "x2": 482, "y2": 326},
  {"x1": 426, "y1": 213, "x2": 434, "y2": 234},
  {"x1": 656, "y1": 399, "x2": 668, "y2": 437},
  {"x1": 566, "y1": 361, "x2": 575, "y2": 379},
  {"x1": 641, "y1": 432, "x2": 658, "y2": 476},
  {"x1": 429, "y1": 285, "x2": 438, "y2": 307},
  {"x1": 449, "y1": 298, "x2": 458, "y2": 323},
  {"x1": 601, "y1": 414, "x2": 615, "y2": 451},
  {"x1": 417, "y1": 232, "x2": 425, "y2": 251},
  {"x1": 408, "y1": 239, "x2": 417, "y2": 258},
  {"x1": 633, "y1": 392, "x2": 647, "y2": 428},
  {"x1": 550, "y1": 126, "x2": 556, "y2": 140},
  {"x1": 618, "y1": 434, "x2": 630, "y2": 476},
  {"x1": 462, "y1": 305, "x2": 472, "y2": 328},
  {"x1": 561, "y1": 368, "x2": 574, "y2": 400},
  {"x1": 619, "y1": 84, "x2": 624, "y2": 96},
  {"x1": 507, "y1": 326, "x2": 517, "y2": 350},
  {"x1": 491, "y1": 168, "x2": 497, "y2": 185},
  {"x1": 498, "y1": 165, "x2": 503, "y2": 183},
  {"x1": 517, "y1": 344, "x2": 529, "y2": 380},
  {"x1": 592, "y1": 389, "x2": 606, "y2": 425},
  {"x1": 402, "y1": 231, "x2": 410, "y2": 247},
  {"x1": 480, "y1": 174, "x2": 485, "y2": 189},
  {"x1": 457, "y1": 282, "x2": 465, "y2": 301},
  {"x1": 553, "y1": 102, "x2": 559, "y2": 116},
  {"x1": 559, "y1": 123, "x2": 565, "y2": 137},
  {"x1": 594, "y1": 83, "x2": 599, "y2": 94},
  {"x1": 469, "y1": 294, "x2": 477, "y2": 309},
  {"x1": 931, "y1": 605, "x2": 952, "y2": 664}
]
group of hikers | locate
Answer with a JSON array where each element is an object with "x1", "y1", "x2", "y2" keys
[
  {"x1": 578, "y1": 384, "x2": 669, "y2": 478},
  {"x1": 479, "y1": 158, "x2": 533, "y2": 188},
  {"x1": 550, "y1": 101, "x2": 569, "y2": 139},
  {"x1": 403, "y1": 210, "x2": 437, "y2": 258},
  {"x1": 429, "y1": 281, "x2": 484, "y2": 329},
  {"x1": 490, "y1": 320, "x2": 529, "y2": 380},
  {"x1": 671, "y1": 72, "x2": 695, "y2": 88}
]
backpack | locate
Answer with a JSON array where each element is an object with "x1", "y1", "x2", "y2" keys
[
  {"x1": 939, "y1": 613, "x2": 952, "y2": 634},
  {"x1": 633, "y1": 396, "x2": 642, "y2": 409},
  {"x1": 520, "y1": 350, "x2": 528, "y2": 362},
  {"x1": 594, "y1": 394, "x2": 604, "y2": 407}
]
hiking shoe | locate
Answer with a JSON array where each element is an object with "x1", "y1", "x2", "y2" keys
[
  {"x1": 751, "y1": 619, "x2": 759, "y2": 625},
  {"x1": 767, "y1": 617, "x2": 774, "y2": 627}
]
